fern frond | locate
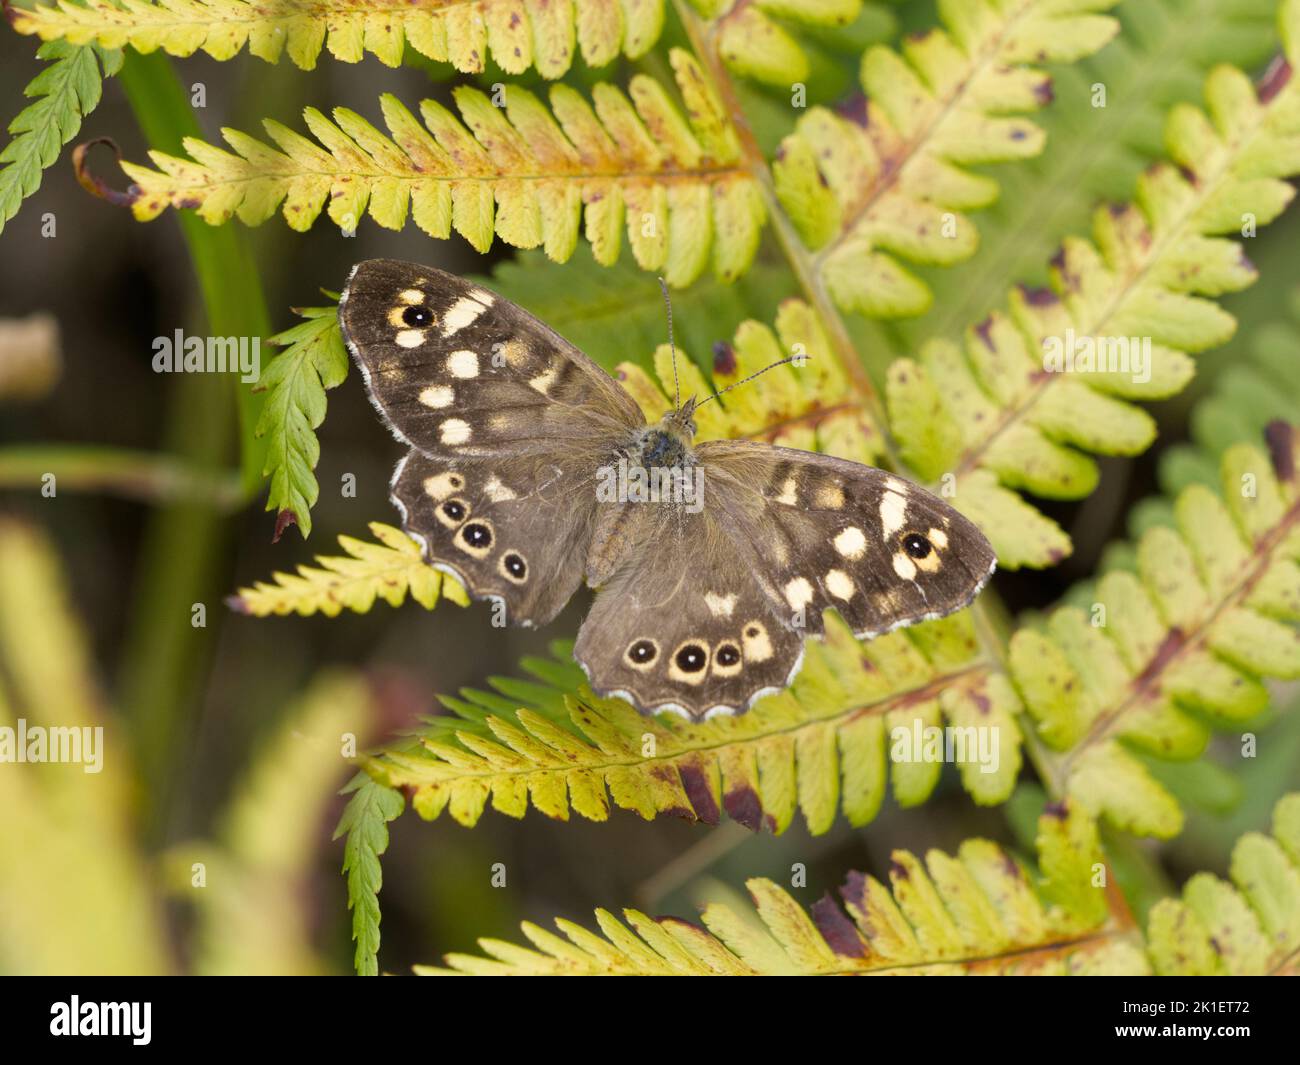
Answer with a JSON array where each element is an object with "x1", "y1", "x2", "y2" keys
[
  {"x1": 333, "y1": 775, "x2": 404, "y2": 977},
  {"x1": 108, "y1": 49, "x2": 763, "y2": 286},
  {"x1": 615, "y1": 296, "x2": 885, "y2": 463},
  {"x1": 0, "y1": 40, "x2": 121, "y2": 235},
  {"x1": 366, "y1": 610, "x2": 1022, "y2": 835},
  {"x1": 890, "y1": 0, "x2": 1284, "y2": 359},
  {"x1": 416, "y1": 801, "x2": 1147, "y2": 974},
  {"x1": 10, "y1": 0, "x2": 665, "y2": 78},
  {"x1": 481, "y1": 246, "x2": 792, "y2": 375},
  {"x1": 689, "y1": 0, "x2": 877, "y2": 87},
  {"x1": 229, "y1": 522, "x2": 469, "y2": 617},
  {"x1": 770, "y1": 0, "x2": 1121, "y2": 319},
  {"x1": 888, "y1": 19, "x2": 1300, "y2": 568},
  {"x1": 1010, "y1": 426, "x2": 1300, "y2": 838},
  {"x1": 1147, "y1": 793, "x2": 1300, "y2": 975},
  {"x1": 255, "y1": 303, "x2": 347, "y2": 539}
]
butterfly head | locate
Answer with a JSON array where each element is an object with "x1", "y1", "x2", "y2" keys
[{"x1": 662, "y1": 395, "x2": 699, "y2": 439}]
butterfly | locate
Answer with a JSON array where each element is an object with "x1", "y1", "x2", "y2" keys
[{"x1": 339, "y1": 259, "x2": 997, "y2": 722}]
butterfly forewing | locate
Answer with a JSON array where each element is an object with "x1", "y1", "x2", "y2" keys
[{"x1": 339, "y1": 259, "x2": 644, "y2": 458}]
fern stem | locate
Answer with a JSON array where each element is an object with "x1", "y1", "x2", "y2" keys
[
  {"x1": 0, "y1": 445, "x2": 243, "y2": 506},
  {"x1": 671, "y1": 0, "x2": 894, "y2": 457}
]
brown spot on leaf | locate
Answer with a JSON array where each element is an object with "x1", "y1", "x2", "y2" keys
[
  {"x1": 273, "y1": 508, "x2": 299, "y2": 543},
  {"x1": 678, "y1": 761, "x2": 720, "y2": 824},
  {"x1": 837, "y1": 93, "x2": 869, "y2": 127},
  {"x1": 1266, "y1": 420, "x2": 1295, "y2": 482},
  {"x1": 713, "y1": 340, "x2": 736, "y2": 376},
  {"x1": 1259, "y1": 57, "x2": 1292, "y2": 104},
  {"x1": 811, "y1": 893, "x2": 867, "y2": 957},
  {"x1": 839, "y1": 870, "x2": 869, "y2": 912},
  {"x1": 723, "y1": 785, "x2": 763, "y2": 831},
  {"x1": 1019, "y1": 284, "x2": 1058, "y2": 307}
]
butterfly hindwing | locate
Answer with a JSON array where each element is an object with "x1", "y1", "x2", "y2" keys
[
  {"x1": 391, "y1": 450, "x2": 597, "y2": 627},
  {"x1": 339, "y1": 258, "x2": 644, "y2": 459},
  {"x1": 698, "y1": 440, "x2": 997, "y2": 640},
  {"x1": 575, "y1": 501, "x2": 805, "y2": 719}
]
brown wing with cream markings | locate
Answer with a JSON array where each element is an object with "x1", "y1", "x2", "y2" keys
[
  {"x1": 341, "y1": 258, "x2": 644, "y2": 626},
  {"x1": 697, "y1": 440, "x2": 997, "y2": 640},
  {"x1": 339, "y1": 258, "x2": 645, "y2": 458}
]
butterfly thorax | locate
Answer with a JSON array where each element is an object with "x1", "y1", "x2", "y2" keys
[{"x1": 632, "y1": 404, "x2": 698, "y2": 470}]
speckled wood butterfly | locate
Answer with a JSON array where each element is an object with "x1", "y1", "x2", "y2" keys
[{"x1": 339, "y1": 259, "x2": 996, "y2": 721}]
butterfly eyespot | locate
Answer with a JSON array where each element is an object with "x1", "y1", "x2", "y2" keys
[
  {"x1": 462, "y1": 523, "x2": 492, "y2": 548},
  {"x1": 745, "y1": 625, "x2": 760, "y2": 638},
  {"x1": 626, "y1": 639, "x2": 658, "y2": 666},
  {"x1": 503, "y1": 553, "x2": 526, "y2": 580},
  {"x1": 903, "y1": 533, "x2": 932, "y2": 559},
  {"x1": 674, "y1": 644, "x2": 707, "y2": 673},
  {"x1": 402, "y1": 305, "x2": 433, "y2": 328},
  {"x1": 441, "y1": 500, "x2": 467, "y2": 522},
  {"x1": 716, "y1": 644, "x2": 740, "y2": 667}
]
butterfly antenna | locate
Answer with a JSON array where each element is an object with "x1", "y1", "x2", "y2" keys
[
  {"x1": 659, "y1": 277, "x2": 680, "y2": 411},
  {"x1": 695, "y1": 354, "x2": 810, "y2": 408}
]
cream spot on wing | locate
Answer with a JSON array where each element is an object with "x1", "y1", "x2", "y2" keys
[
  {"x1": 387, "y1": 306, "x2": 409, "y2": 328},
  {"x1": 667, "y1": 640, "x2": 709, "y2": 685},
  {"x1": 447, "y1": 349, "x2": 479, "y2": 379},
  {"x1": 423, "y1": 472, "x2": 462, "y2": 500},
  {"x1": 419, "y1": 384, "x2": 454, "y2": 409},
  {"x1": 885, "y1": 476, "x2": 907, "y2": 494},
  {"x1": 484, "y1": 476, "x2": 517, "y2": 502},
  {"x1": 442, "y1": 296, "x2": 487, "y2": 335},
  {"x1": 489, "y1": 413, "x2": 512, "y2": 432},
  {"x1": 395, "y1": 329, "x2": 426, "y2": 349},
  {"x1": 710, "y1": 641, "x2": 743, "y2": 678},
  {"x1": 440, "y1": 419, "x2": 471, "y2": 445},
  {"x1": 893, "y1": 552, "x2": 917, "y2": 580},
  {"x1": 469, "y1": 288, "x2": 495, "y2": 305},
  {"x1": 816, "y1": 482, "x2": 845, "y2": 509},
  {"x1": 834, "y1": 526, "x2": 866, "y2": 560},
  {"x1": 498, "y1": 339, "x2": 529, "y2": 367},
  {"x1": 529, "y1": 365, "x2": 559, "y2": 395},
  {"x1": 775, "y1": 476, "x2": 798, "y2": 506},
  {"x1": 398, "y1": 288, "x2": 424, "y2": 304},
  {"x1": 741, "y1": 621, "x2": 773, "y2": 663},
  {"x1": 880, "y1": 490, "x2": 908, "y2": 536},
  {"x1": 784, "y1": 577, "x2": 813, "y2": 611},
  {"x1": 704, "y1": 592, "x2": 736, "y2": 618},
  {"x1": 929, "y1": 527, "x2": 949, "y2": 550},
  {"x1": 825, "y1": 569, "x2": 854, "y2": 600}
]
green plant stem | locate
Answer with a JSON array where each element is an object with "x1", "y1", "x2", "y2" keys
[
  {"x1": 0, "y1": 444, "x2": 243, "y2": 506},
  {"x1": 113, "y1": 51, "x2": 269, "y2": 837}
]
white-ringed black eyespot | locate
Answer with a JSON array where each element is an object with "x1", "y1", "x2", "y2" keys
[
  {"x1": 675, "y1": 644, "x2": 707, "y2": 673},
  {"x1": 627, "y1": 640, "x2": 657, "y2": 665},
  {"x1": 402, "y1": 305, "x2": 433, "y2": 328},
  {"x1": 504, "y1": 553, "x2": 526, "y2": 579},
  {"x1": 716, "y1": 644, "x2": 741, "y2": 667},
  {"x1": 462, "y1": 522, "x2": 492, "y2": 549},
  {"x1": 442, "y1": 500, "x2": 466, "y2": 522},
  {"x1": 903, "y1": 533, "x2": 932, "y2": 559}
]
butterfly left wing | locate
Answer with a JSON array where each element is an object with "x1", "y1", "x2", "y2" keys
[
  {"x1": 696, "y1": 439, "x2": 997, "y2": 641},
  {"x1": 340, "y1": 258, "x2": 645, "y2": 627}
]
